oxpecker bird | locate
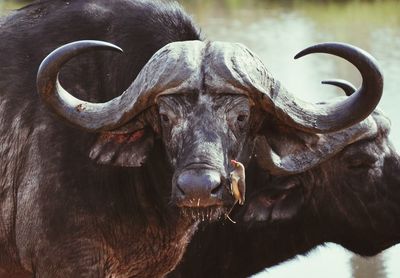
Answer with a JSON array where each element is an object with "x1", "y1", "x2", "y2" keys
[{"x1": 230, "y1": 160, "x2": 246, "y2": 205}]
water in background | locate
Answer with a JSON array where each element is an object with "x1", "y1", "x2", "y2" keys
[{"x1": 1, "y1": 0, "x2": 400, "y2": 277}]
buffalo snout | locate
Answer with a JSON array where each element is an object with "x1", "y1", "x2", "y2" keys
[{"x1": 175, "y1": 169, "x2": 225, "y2": 207}]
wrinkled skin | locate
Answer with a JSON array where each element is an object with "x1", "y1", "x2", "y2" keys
[{"x1": 170, "y1": 111, "x2": 400, "y2": 277}]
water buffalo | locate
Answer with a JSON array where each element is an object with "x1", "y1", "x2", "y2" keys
[{"x1": 0, "y1": 0, "x2": 392, "y2": 277}]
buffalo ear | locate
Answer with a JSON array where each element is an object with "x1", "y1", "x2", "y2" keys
[
  {"x1": 89, "y1": 128, "x2": 154, "y2": 167},
  {"x1": 269, "y1": 186, "x2": 304, "y2": 222},
  {"x1": 240, "y1": 179, "x2": 304, "y2": 223},
  {"x1": 242, "y1": 190, "x2": 304, "y2": 224}
]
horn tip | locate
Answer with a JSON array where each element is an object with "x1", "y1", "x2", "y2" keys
[
  {"x1": 294, "y1": 49, "x2": 309, "y2": 60},
  {"x1": 111, "y1": 44, "x2": 124, "y2": 53},
  {"x1": 75, "y1": 40, "x2": 124, "y2": 53}
]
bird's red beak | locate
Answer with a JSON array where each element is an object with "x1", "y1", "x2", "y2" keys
[{"x1": 230, "y1": 159, "x2": 238, "y2": 166}]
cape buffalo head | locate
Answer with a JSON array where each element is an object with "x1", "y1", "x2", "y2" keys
[{"x1": 36, "y1": 40, "x2": 382, "y2": 220}]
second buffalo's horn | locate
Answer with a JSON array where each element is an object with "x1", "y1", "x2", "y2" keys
[{"x1": 273, "y1": 42, "x2": 383, "y2": 134}]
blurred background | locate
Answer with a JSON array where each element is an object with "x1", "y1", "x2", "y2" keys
[{"x1": 1, "y1": 0, "x2": 399, "y2": 277}]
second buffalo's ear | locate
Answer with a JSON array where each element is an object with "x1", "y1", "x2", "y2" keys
[
  {"x1": 89, "y1": 128, "x2": 154, "y2": 167},
  {"x1": 237, "y1": 175, "x2": 305, "y2": 223},
  {"x1": 241, "y1": 186, "x2": 304, "y2": 223}
]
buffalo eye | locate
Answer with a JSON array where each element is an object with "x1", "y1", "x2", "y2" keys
[
  {"x1": 160, "y1": 114, "x2": 170, "y2": 123},
  {"x1": 236, "y1": 113, "x2": 249, "y2": 129},
  {"x1": 237, "y1": 114, "x2": 248, "y2": 122},
  {"x1": 348, "y1": 159, "x2": 376, "y2": 169},
  {"x1": 346, "y1": 153, "x2": 378, "y2": 170}
]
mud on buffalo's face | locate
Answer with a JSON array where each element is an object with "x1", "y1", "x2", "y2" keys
[{"x1": 36, "y1": 40, "x2": 383, "y2": 218}]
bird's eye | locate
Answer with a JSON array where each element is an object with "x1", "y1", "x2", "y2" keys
[{"x1": 237, "y1": 114, "x2": 247, "y2": 122}]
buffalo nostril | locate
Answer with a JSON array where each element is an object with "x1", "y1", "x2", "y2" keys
[
  {"x1": 176, "y1": 182, "x2": 186, "y2": 196},
  {"x1": 210, "y1": 182, "x2": 222, "y2": 195}
]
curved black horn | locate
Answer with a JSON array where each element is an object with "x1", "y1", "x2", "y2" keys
[
  {"x1": 36, "y1": 40, "x2": 139, "y2": 132},
  {"x1": 322, "y1": 79, "x2": 356, "y2": 96},
  {"x1": 279, "y1": 42, "x2": 383, "y2": 133},
  {"x1": 37, "y1": 40, "x2": 205, "y2": 132}
]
